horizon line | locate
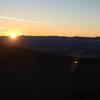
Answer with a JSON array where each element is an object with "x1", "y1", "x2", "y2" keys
[{"x1": 0, "y1": 35, "x2": 100, "y2": 38}]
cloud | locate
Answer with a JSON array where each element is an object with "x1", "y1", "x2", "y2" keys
[
  {"x1": 0, "y1": 27, "x2": 6, "y2": 30},
  {"x1": 0, "y1": 16, "x2": 48, "y2": 25}
]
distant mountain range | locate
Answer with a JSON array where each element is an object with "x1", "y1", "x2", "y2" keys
[{"x1": 1, "y1": 36, "x2": 100, "y2": 57}]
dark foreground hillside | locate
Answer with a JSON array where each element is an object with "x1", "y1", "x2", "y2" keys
[
  {"x1": 0, "y1": 44, "x2": 100, "y2": 99},
  {"x1": 65, "y1": 57, "x2": 100, "y2": 100},
  {"x1": 0, "y1": 44, "x2": 65, "y2": 100}
]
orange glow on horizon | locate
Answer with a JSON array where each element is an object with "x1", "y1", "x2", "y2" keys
[{"x1": 10, "y1": 33, "x2": 17, "y2": 39}]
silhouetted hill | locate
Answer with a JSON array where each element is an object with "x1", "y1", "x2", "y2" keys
[
  {"x1": 1, "y1": 36, "x2": 100, "y2": 57},
  {"x1": 0, "y1": 44, "x2": 65, "y2": 99},
  {"x1": 0, "y1": 44, "x2": 100, "y2": 99}
]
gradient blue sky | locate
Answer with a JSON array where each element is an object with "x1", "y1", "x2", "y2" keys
[{"x1": 0, "y1": 0, "x2": 100, "y2": 36}]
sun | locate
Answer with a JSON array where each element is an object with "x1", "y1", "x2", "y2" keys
[{"x1": 10, "y1": 33, "x2": 17, "y2": 39}]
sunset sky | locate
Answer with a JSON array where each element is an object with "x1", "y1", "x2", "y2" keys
[{"x1": 0, "y1": 0, "x2": 100, "y2": 37}]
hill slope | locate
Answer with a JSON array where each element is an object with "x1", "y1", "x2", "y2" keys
[
  {"x1": 0, "y1": 44, "x2": 100, "y2": 99},
  {"x1": 0, "y1": 45, "x2": 65, "y2": 99}
]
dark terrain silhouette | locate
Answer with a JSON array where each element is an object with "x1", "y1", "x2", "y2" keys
[
  {"x1": 0, "y1": 44, "x2": 64, "y2": 99},
  {"x1": 0, "y1": 37, "x2": 100, "y2": 99}
]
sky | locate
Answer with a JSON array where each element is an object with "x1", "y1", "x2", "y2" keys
[{"x1": 0, "y1": 0, "x2": 100, "y2": 37}]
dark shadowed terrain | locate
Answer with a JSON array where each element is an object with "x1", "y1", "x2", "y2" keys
[
  {"x1": 0, "y1": 44, "x2": 64, "y2": 99},
  {"x1": 0, "y1": 37, "x2": 100, "y2": 99}
]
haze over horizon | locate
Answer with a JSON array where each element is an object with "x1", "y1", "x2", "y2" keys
[{"x1": 0, "y1": 0, "x2": 100, "y2": 37}]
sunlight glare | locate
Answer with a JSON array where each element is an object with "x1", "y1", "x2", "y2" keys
[
  {"x1": 74, "y1": 60, "x2": 78, "y2": 64},
  {"x1": 10, "y1": 33, "x2": 17, "y2": 39}
]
